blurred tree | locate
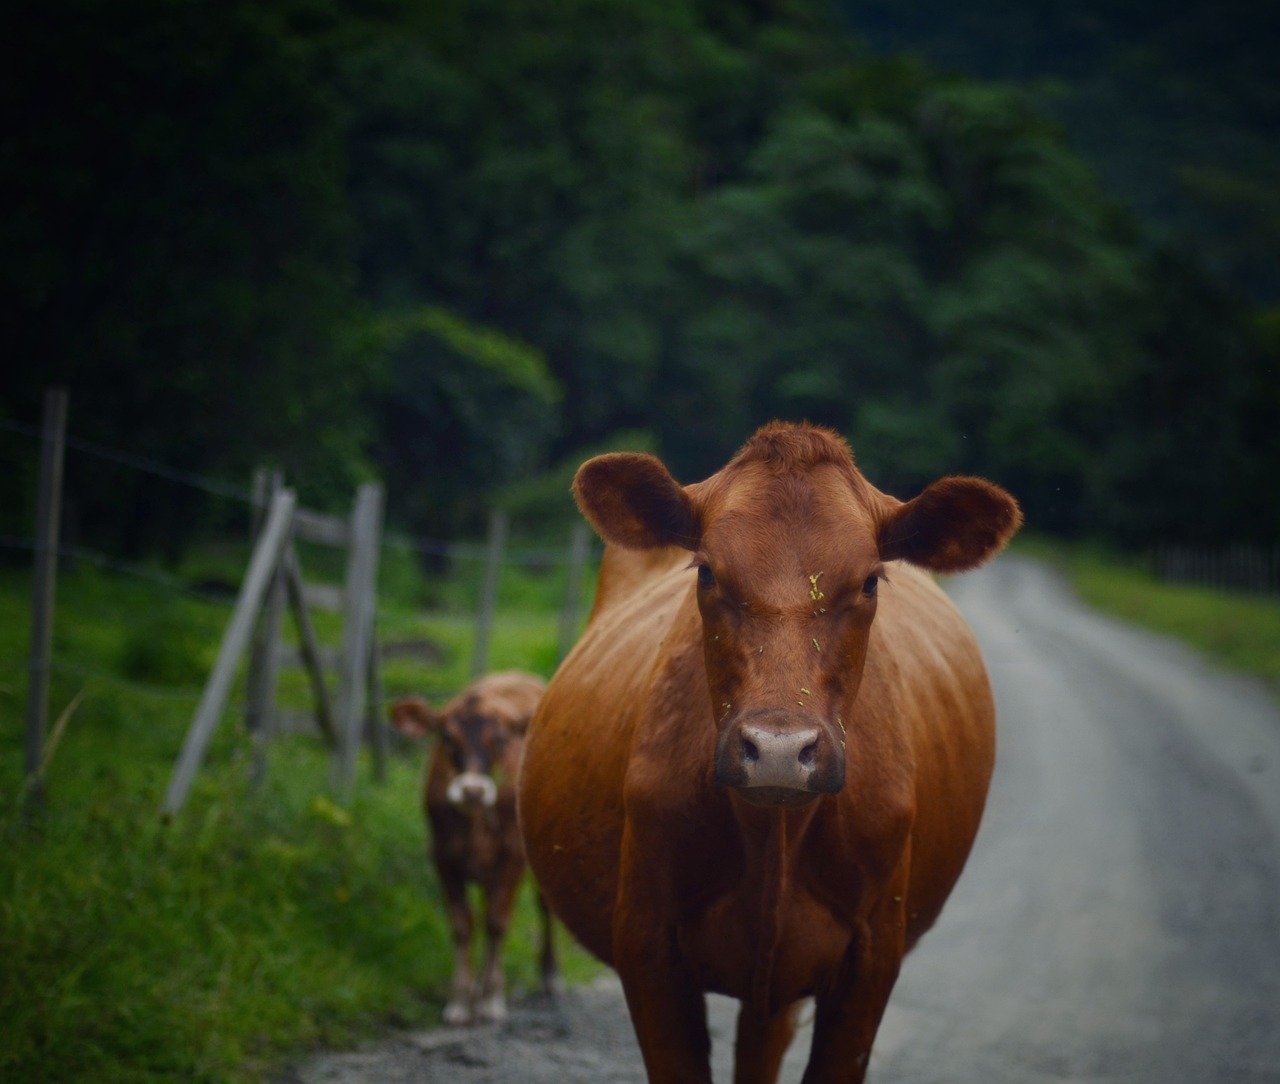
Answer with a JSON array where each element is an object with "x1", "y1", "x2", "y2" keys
[
  {"x1": 4, "y1": 0, "x2": 1274, "y2": 557},
  {"x1": 366, "y1": 306, "x2": 560, "y2": 540},
  {"x1": 2, "y1": 0, "x2": 372, "y2": 554},
  {"x1": 337, "y1": 0, "x2": 698, "y2": 454},
  {"x1": 838, "y1": 0, "x2": 1280, "y2": 304}
]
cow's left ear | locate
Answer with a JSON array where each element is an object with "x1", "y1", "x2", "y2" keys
[
  {"x1": 573, "y1": 452, "x2": 700, "y2": 551},
  {"x1": 877, "y1": 476, "x2": 1022, "y2": 573},
  {"x1": 389, "y1": 696, "x2": 440, "y2": 738}
]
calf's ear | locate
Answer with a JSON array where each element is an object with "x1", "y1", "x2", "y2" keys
[
  {"x1": 508, "y1": 708, "x2": 535, "y2": 737},
  {"x1": 573, "y1": 452, "x2": 699, "y2": 551},
  {"x1": 878, "y1": 476, "x2": 1022, "y2": 573},
  {"x1": 389, "y1": 696, "x2": 439, "y2": 738}
]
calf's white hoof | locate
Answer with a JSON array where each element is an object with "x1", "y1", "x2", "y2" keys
[
  {"x1": 474, "y1": 994, "x2": 508, "y2": 1025},
  {"x1": 442, "y1": 1000, "x2": 472, "y2": 1026}
]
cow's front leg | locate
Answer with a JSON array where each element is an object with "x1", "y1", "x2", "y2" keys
[
  {"x1": 734, "y1": 999, "x2": 800, "y2": 1084},
  {"x1": 613, "y1": 817, "x2": 712, "y2": 1083},
  {"x1": 802, "y1": 889, "x2": 907, "y2": 1084},
  {"x1": 439, "y1": 869, "x2": 476, "y2": 1026}
]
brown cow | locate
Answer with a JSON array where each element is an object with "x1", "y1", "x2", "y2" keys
[
  {"x1": 391, "y1": 670, "x2": 557, "y2": 1026},
  {"x1": 518, "y1": 423, "x2": 1020, "y2": 1082}
]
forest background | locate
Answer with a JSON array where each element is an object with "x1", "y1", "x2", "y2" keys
[{"x1": 5, "y1": 0, "x2": 1278, "y2": 555}]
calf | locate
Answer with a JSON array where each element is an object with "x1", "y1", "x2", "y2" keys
[{"x1": 391, "y1": 670, "x2": 557, "y2": 1025}]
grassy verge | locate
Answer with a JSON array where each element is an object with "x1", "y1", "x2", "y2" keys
[
  {"x1": 0, "y1": 542, "x2": 599, "y2": 1082},
  {"x1": 1015, "y1": 536, "x2": 1280, "y2": 688}
]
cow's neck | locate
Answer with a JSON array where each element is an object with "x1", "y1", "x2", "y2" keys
[{"x1": 730, "y1": 799, "x2": 820, "y2": 1012}]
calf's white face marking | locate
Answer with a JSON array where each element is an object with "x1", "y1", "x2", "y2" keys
[{"x1": 447, "y1": 771, "x2": 498, "y2": 809}]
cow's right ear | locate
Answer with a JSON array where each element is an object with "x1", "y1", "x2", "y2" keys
[
  {"x1": 877, "y1": 476, "x2": 1022, "y2": 573},
  {"x1": 389, "y1": 696, "x2": 440, "y2": 738},
  {"x1": 573, "y1": 453, "x2": 700, "y2": 551}
]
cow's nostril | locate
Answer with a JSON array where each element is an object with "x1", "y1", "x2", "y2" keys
[
  {"x1": 741, "y1": 737, "x2": 760, "y2": 764},
  {"x1": 799, "y1": 740, "x2": 818, "y2": 767}
]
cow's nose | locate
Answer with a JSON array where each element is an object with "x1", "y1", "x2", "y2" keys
[
  {"x1": 739, "y1": 724, "x2": 820, "y2": 774},
  {"x1": 714, "y1": 711, "x2": 844, "y2": 804}
]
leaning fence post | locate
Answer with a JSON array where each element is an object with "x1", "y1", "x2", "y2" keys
[
  {"x1": 24, "y1": 387, "x2": 68, "y2": 814},
  {"x1": 161, "y1": 488, "x2": 297, "y2": 818},
  {"x1": 281, "y1": 546, "x2": 338, "y2": 747},
  {"x1": 471, "y1": 509, "x2": 508, "y2": 679},
  {"x1": 244, "y1": 468, "x2": 286, "y2": 785}
]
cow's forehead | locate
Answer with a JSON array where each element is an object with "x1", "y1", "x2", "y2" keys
[{"x1": 699, "y1": 461, "x2": 880, "y2": 603}]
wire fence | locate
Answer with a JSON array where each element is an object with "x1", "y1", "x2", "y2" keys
[
  {"x1": 1150, "y1": 544, "x2": 1280, "y2": 595},
  {"x1": 7, "y1": 407, "x2": 1277, "y2": 722},
  {"x1": 1, "y1": 415, "x2": 587, "y2": 570},
  {"x1": 4, "y1": 400, "x2": 598, "y2": 815}
]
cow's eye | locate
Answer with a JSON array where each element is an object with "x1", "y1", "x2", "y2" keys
[
  {"x1": 863, "y1": 574, "x2": 879, "y2": 597},
  {"x1": 697, "y1": 564, "x2": 716, "y2": 590}
]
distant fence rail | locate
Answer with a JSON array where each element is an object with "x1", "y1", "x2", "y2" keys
[{"x1": 1151, "y1": 545, "x2": 1280, "y2": 594}]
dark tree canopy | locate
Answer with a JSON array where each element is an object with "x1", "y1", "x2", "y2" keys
[{"x1": 3, "y1": 0, "x2": 1275, "y2": 552}]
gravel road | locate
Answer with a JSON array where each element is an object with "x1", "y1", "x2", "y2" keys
[{"x1": 284, "y1": 555, "x2": 1280, "y2": 1083}]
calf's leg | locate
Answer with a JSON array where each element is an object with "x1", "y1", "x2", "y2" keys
[{"x1": 440, "y1": 872, "x2": 476, "y2": 1026}]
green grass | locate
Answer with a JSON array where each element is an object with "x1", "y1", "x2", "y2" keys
[
  {"x1": 0, "y1": 544, "x2": 600, "y2": 1083},
  {"x1": 18, "y1": 529, "x2": 1272, "y2": 1081},
  {"x1": 1015, "y1": 535, "x2": 1280, "y2": 688}
]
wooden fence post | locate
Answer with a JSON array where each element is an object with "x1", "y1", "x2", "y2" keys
[
  {"x1": 366, "y1": 631, "x2": 388, "y2": 784},
  {"x1": 333, "y1": 482, "x2": 384, "y2": 801},
  {"x1": 471, "y1": 509, "x2": 508, "y2": 679},
  {"x1": 161, "y1": 488, "x2": 297, "y2": 818},
  {"x1": 557, "y1": 523, "x2": 591, "y2": 665},
  {"x1": 244, "y1": 468, "x2": 286, "y2": 784},
  {"x1": 24, "y1": 387, "x2": 68, "y2": 814}
]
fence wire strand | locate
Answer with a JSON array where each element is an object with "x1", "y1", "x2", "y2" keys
[
  {"x1": 0, "y1": 417, "x2": 252, "y2": 503},
  {"x1": 0, "y1": 536, "x2": 237, "y2": 607}
]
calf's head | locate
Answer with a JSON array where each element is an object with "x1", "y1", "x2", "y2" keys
[
  {"x1": 574, "y1": 423, "x2": 1021, "y2": 809},
  {"x1": 390, "y1": 691, "x2": 530, "y2": 810}
]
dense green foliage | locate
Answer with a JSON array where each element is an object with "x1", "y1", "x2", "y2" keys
[
  {"x1": 0, "y1": 551, "x2": 597, "y2": 1081},
  {"x1": 840, "y1": 0, "x2": 1280, "y2": 304},
  {"x1": 4, "y1": 0, "x2": 1276, "y2": 551}
]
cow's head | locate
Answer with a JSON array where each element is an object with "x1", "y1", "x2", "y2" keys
[
  {"x1": 390, "y1": 691, "x2": 531, "y2": 810},
  {"x1": 573, "y1": 422, "x2": 1021, "y2": 809}
]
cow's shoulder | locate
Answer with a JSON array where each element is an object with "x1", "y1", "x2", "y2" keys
[{"x1": 867, "y1": 561, "x2": 987, "y2": 692}]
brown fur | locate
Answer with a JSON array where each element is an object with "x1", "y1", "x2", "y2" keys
[
  {"x1": 391, "y1": 671, "x2": 557, "y2": 1025},
  {"x1": 520, "y1": 422, "x2": 1020, "y2": 1081}
]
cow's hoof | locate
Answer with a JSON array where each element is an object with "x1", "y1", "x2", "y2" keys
[
  {"x1": 474, "y1": 994, "x2": 508, "y2": 1024},
  {"x1": 443, "y1": 1001, "x2": 473, "y2": 1026}
]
